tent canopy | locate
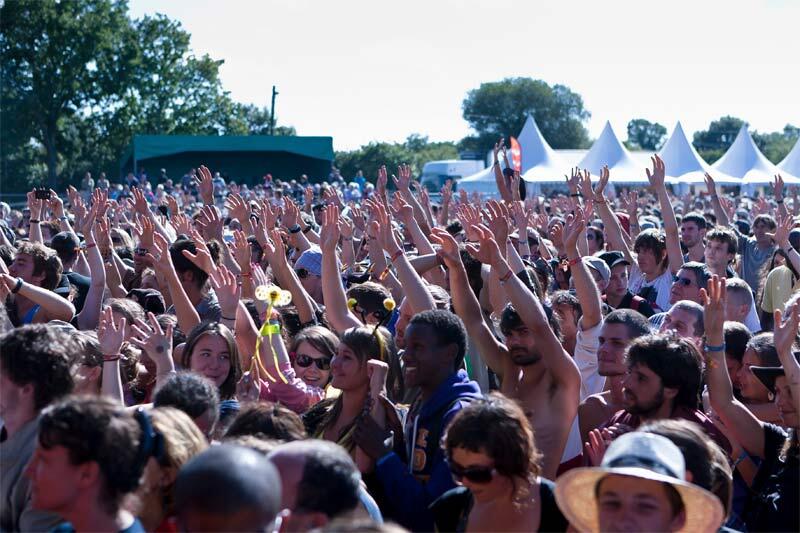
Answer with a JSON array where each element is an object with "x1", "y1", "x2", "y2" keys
[
  {"x1": 578, "y1": 121, "x2": 649, "y2": 183},
  {"x1": 518, "y1": 115, "x2": 569, "y2": 184},
  {"x1": 119, "y1": 135, "x2": 334, "y2": 183},
  {"x1": 457, "y1": 165, "x2": 499, "y2": 195},
  {"x1": 711, "y1": 125, "x2": 800, "y2": 185},
  {"x1": 659, "y1": 122, "x2": 740, "y2": 185},
  {"x1": 778, "y1": 138, "x2": 800, "y2": 177}
]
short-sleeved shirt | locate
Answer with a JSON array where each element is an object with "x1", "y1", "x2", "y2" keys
[
  {"x1": 735, "y1": 230, "x2": 776, "y2": 291},
  {"x1": 761, "y1": 265, "x2": 800, "y2": 314},
  {"x1": 627, "y1": 264, "x2": 673, "y2": 312}
]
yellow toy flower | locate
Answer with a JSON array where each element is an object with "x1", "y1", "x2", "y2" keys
[
  {"x1": 383, "y1": 298, "x2": 396, "y2": 312},
  {"x1": 347, "y1": 298, "x2": 358, "y2": 310},
  {"x1": 255, "y1": 285, "x2": 293, "y2": 307}
]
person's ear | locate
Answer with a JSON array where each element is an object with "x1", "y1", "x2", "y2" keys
[
  {"x1": 88, "y1": 366, "x2": 102, "y2": 383},
  {"x1": 77, "y1": 461, "x2": 101, "y2": 490},
  {"x1": 662, "y1": 386, "x2": 679, "y2": 403},
  {"x1": 669, "y1": 508, "x2": 687, "y2": 532}
]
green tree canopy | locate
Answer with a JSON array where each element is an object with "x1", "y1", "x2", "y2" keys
[
  {"x1": 753, "y1": 125, "x2": 799, "y2": 164},
  {"x1": 692, "y1": 116, "x2": 746, "y2": 164},
  {"x1": 460, "y1": 77, "x2": 590, "y2": 154},
  {"x1": 335, "y1": 135, "x2": 458, "y2": 182},
  {"x1": 626, "y1": 119, "x2": 667, "y2": 151}
]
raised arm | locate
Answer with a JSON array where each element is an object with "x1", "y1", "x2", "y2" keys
[
  {"x1": 647, "y1": 155, "x2": 682, "y2": 274},
  {"x1": 146, "y1": 233, "x2": 201, "y2": 334},
  {"x1": 768, "y1": 214, "x2": 800, "y2": 276},
  {"x1": 774, "y1": 302, "x2": 800, "y2": 419},
  {"x1": 772, "y1": 174, "x2": 790, "y2": 220},
  {"x1": 703, "y1": 276, "x2": 765, "y2": 457},
  {"x1": 75, "y1": 211, "x2": 105, "y2": 330},
  {"x1": 561, "y1": 212, "x2": 603, "y2": 330},
  {"x1": 2, "y1": 274, "x2": 75, "y2": 322},
  {"x1": 130, "y1": 312, "x2": 176, "y2": 391},
  {"x1": 27, "y1": 190, "x2": 44, "y2": 244},
  {"x1": 592, "y1": 168, "x2": 635, "y2": 264},
  {"x1": 320, "y1": 205, "x2": 363, "y2": 333},
  {"x1": 492, "y1": 139, "x2": 513, "y2": 203},
  {"x1": 98, "y1": 307, "x2": 125, "y2": 406},
  {"x1": 392, "y1": 164, "x2": 431, "y2": 236},
  {"x1": 430, "y1": 228, "x2": 507, "y2": 377},
  {"x1": 704, "y1": 173, "x2": 730, "y2": 228}
]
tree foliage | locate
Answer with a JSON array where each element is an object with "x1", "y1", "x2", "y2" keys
[
  {"x1": 0, "y1": 0, "x2": 293, "y2": 193},
  {"x1": 753, "y1": 125, "x2": 799, "y2": 165},
  {"x1": 460, "y1": 77, "x2": 590, "y2": 153},
  {"x1": 335, "y1": 135, "x2": 458, "y2": 182},
  {"x1": 626, "y1": 119, "x2": 666, "y2": 151},
  {"x1": 692, "y1": 116, "x2": 798, "y2": 164}
]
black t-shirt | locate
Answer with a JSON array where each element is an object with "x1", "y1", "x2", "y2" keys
[
  {"x1": 605, "y1": 291, "x2": 656, "y2": 318},
  {"x1": 744, "y1": 423, "x2": 799, "y2": 532}
]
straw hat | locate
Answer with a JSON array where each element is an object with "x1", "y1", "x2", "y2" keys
[{"x1": 555, "y1": 432, "x2": 724, "y2": 533}]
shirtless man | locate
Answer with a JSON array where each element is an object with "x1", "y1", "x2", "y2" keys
[
  {"x1": 578, "y1": 309, "x2": 651, "y2": 444},
  {"x1": 432, "y1": 224, "x2": 581, "y2": 479}
]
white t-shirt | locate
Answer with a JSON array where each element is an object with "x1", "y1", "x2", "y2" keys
[
  {"x1": 561, "y1": 319, "x2": 604, "y2": 462},
  {"x1": 627, "y1": 263, "x2": 673, "y2": 312}
]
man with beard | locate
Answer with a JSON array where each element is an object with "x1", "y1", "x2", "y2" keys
[
  {"x1": 680, "y1": 212, "x2": 708, "y2": 263},
  {"x1": 578, "y1": 309, "x2": 651, "y2": 445},
  {"x1": 430, "y1": 223, "x2": 581, "y2": 480},
  {"x1": 598, "y1": 333, "x2": 731, "y2": 454}
]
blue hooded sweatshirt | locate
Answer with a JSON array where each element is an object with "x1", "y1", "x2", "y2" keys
[{"x1": 375, "y1": 369, "x2": 482, "y2": 531}]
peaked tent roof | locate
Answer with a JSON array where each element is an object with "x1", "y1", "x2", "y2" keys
[
  {"x1": 457, "y1": 165, "x2": 499, "y2": 195},
  {"x1": 778, "y1": 137, "x2": 800, "y2": 177},
  {"x1": 711, "y1": 125, "x2": 800, "y2": 185},
  {"x1": 518, "y1": 115, "x2": 569, "y2": 184},
  {"x1": 658, "y1": 122, "x2": 740, "y2": 185},
  {"x1": 577, "y1": 121, "x2": 648, "y2": 183}
]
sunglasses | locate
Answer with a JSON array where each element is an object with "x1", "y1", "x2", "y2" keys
[
  {"x1": 448, "y1": 461, "x2": 497, "y2": 484},
  {"x1": 294, "y1": 353, "x2": 332, "y2": 370},
  {"x1": 673, "y1": 276, "x2": 693, "y2": 287},
  {"x1": 295, "y1": 268, "x2": 309, "y2": 279}
]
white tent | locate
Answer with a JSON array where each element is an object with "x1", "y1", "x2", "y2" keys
[
  {"x1": 712, "y1": 124, "x2": 800, "y2": 187},
  {"x1": 778, "y1": 137, "x2": 800, "y2": 177},
  {"x1": 659, "y1": 122, "x2": 741, "y2": 186},
  {"x1": 518, "y1": 115, "x2": 568, "y2": 185},
  {"x1": 456, "y1": 165, "x2": 500, "y2": 196},
  {"x1": 577, "y1": 121, "x2": 649, "y2": 183}
]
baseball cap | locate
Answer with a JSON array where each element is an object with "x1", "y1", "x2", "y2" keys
[
  {"x1": 598, "y1": 250, "x2": 631, "y2": 270},
  {"x1": 295, "y1": 247, "x2": 323, "y2": 278},
  {"x1": 582, "y1": 256, "x2": 611, "y2": 283}
]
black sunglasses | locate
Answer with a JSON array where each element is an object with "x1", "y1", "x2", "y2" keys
[
  {"x1": 673, "y1": 276, "x2": 693, "y2": 287},
  {"x1": 448, "y1": 461, "x2": 496, "y2": 484},
  {"x1": 295, "y1": 268, "x2": 309, "y2": 279},
  {"x1": 294, "y1": 353, "x2": 332, "y2": 370}
]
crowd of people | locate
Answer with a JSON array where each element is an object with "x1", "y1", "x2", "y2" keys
[{"x1": 0, "y1": 147, "x2": 797, "y2": 532}]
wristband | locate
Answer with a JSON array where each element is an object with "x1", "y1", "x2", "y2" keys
[
  {"x1": 777, "y1": 199, "x2": 784, "y2": 204},
  {"x1": 498, "y1": 269, "x2": 514, "y2": 283},
  {"x1": 569, "y1": 193, "x2": 581, "y2": 198},
  {"x1": 221, "y1": 315, "x2": 237, "y2": 321},
  {"x1": 262, "y1": 323, "x2": 281, "y2": 336},
  {"x1": 302, "y1": 225, "x2": 313, "y2": 234},
  {"x1": 29, "y1": 219, "x2": 40, "y2": 224},
  {"x1": 567, "y1": 257, "x2": 581, "y2": 268},
  {"x1": 240, "y1": 272, "x2": 252, "y2": 278},
  {"x1": 82, "y1": 242, "x2": 97, "y2": 250},
  {"x1": 288, "y1": 224, "x2": 302, "y2": 234},
  {"x1": 11, "y1": 277, "x2": 24, "y2": 294},
  {"x1": 103, "y1": 354, "x2": 121, "y2": 363},
  {"x1": 389, "y1": 249, "x2": 404, "y2": 263},
  {"x1": 703, "y1": 343, "x2": 726, "y2": 352}
]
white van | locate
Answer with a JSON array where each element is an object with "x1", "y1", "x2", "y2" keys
[{"x1": 419, "y1": 160, "x2": 485, "y2": 192}]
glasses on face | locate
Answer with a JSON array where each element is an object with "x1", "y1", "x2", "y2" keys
[
  {"x1": 673, "y1": 276, "x2": 693, "y2": 287},
  {"x1": 294, "y1": 353, "x2": 332, "y2": 370},
  {"x1": 587, "y1": 233, "x2": 596, "y2": 241},
  {"x1": 295, "y1": 268, "x2": 309, "y2": 279},
  {"x1": 448, "y1": 460, "x2": 497, "y2": 484}
]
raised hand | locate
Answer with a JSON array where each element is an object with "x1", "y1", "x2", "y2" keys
[
  {"x1": 371, "y1": 202, "x2": 402, "y2": 255},
  {"x1": 195, "y1": 205, "x2": 224, "y2": 241},
  {"x1": 181, "y1": 230, "x2": 218, "y2": 275},
  {"x1": 562, "y1": 211, "x2": 587, "y2": 253},
  {"x1": 565, "y1": 167, "x2": 581, "y2": 194},
  {"x1": 208, "y1": 264, "x2": 240, "y2": 319},
  {"x1": 171, "y1": 213, "x2": 194, "y2": 238},
  {"x1": 258, "y1": 199, "x2": 281, "y2": 230},
  {"x1": 465, "y1": 224, "x2": 503, "y2": 267},
  {"x1": 701, "y1": 275, "x2": 726, "y2": 340},
  {"x1": 48, "y1": 190, "x2": 65, "y2": 219},
  {"x1": 130, "y1": 312, "x2": 174, "y2": 371},
  {"x1": 510, "y1": 171, "x2": 522, "y2": 202},
  {"x1": 390, "y1": 192, "x2": 414, "y2": 224},
  {"x1": 773, "y1": 302, "x2": 800, "y2": 357},
  {"x1": 350, "y1": 204, "x2": 366, "y2": 234},
  {"x1": 196, "y1": 165, "x2": 215, "y2": 204},
  {"x1": 704, "y1": 173, "x2": 717, "y2": 196},
  {"x1": 766, "y1": 213, "x2": 793, "y2": 249},
  {"x1": 225, "y1": 193, "x2": 251, "y2": 224},
  {"x1": 376, "y1": 165, "x2": 388, "y2": 199},
  {"x1": 129, "y1": 187, "x2": 150, "y2": 216},
  {"x1": 430, "y1": 227, "x2": 463, "y2": 269},
  {"x1": 392, "y1": 164, "x2": 414, "y2": 193},
  {"x1": 138, "y1": 215, "x2": 155, "y2": 250},
  {"x1": 304, "y1": 186, "x2": 314, "y2": 208},
  {"x1": 773, "y1": 174, "x2": 785, "y2": 200},
  {"x1": 584, "y1": 428, "x2": 608, "y2": 466},
  {"x1": 98, "y1": 307, "x2": 126, "y2": 356},
  {"x1": 493, "y1": 138, "x2": 505, "y2": 165},
  {"x1": 619, "y1": 191, "x2": 639, "y2": 220},
  {"x1": 441, "y1": 179, "x2": 453, "y2": 205},
  {"x1": 26, "y1": 190, "x2": 43, "y2": 218},
  {"x1": 282, "y1": 197, "x2": 302, "y2": 229},
  {"x1": 484, "y1": 200, "x2": 510, "y2": 249},
  {"x1": 319, "y1": 204, "x2": 341, "y2": 254},
  {"x1": 145, "y1": 233, "x2": 174, "y2": 277},
  {"x1": 164, "y1": 194, "x2": 180, "y2": 218},
  {"x1": 339, "y1": 214, "x2": 355, "y2": 240},
  {"x1": 367, "y1": 359, "x2": 390, "y2": 398},
  {"x1": 645, "y1": 154, "x2": 666, "y2": 189},
  {"x1": 593, "y1": 167, "x2": 610, "y2": 202},
  {"x1": 579, "y1": 169, "x2": 593, "y2": 200},
  {"x1": 232, "y1": 229, "x2": 252, "y2": 272}
]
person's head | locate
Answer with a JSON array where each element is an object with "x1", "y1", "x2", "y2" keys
[
  {"x1": 586, "y1": 226, "x2": 605, "y2": 255},
  {"x1": 639, "y1": 420, "x2": 733, "y2": 519},
  {"x1": 633, "y1": 229, "x2": 668, "y2": 275},
  {"x1": 751, "y1": 352, "x2": 800, "y2": 429},
  {"x1": 289, "y1": 326, "x2": 339, "y2": 389},
  {"x1": 49, "y1": 231, "x2": 81, "y2": 268},
  {"x1": 737, "y1": 332, "x2": 780, "y2": 403},
  {"x1": 600, "y1": 252, "x2": 631, "y2": 300},
  {"x1": 175, "y1": 444, "x2": 281, "y2": 532},
  {"x1": 181, "y1": 322, "x2": 242, "y2": 400},
  {"x1": 704, "y1": 227, "x2": 738, "y2": 272},
  {"x1": 403, "y1": 310, "x2": 467, "y2": 393},
  {"x1": 25, "y1": 396, "x2": 147, "y2": 519},
  {"x1": 444, "y1": 393, "x2": 541, "y2": 504},
  {"x1": 331, "y1": 326, "x2": 391, "y2": 392},
  {"x1": 623, "y1": 333, "x2": 703, "y2": 417},
  {"x1": 8, "y1": 241, "x2": 63, "y2": 290},
  {"x1": 71, "y1": 330, "x2": 104, "y2": 395},
  {"x1": 136, "y1": 407, "x2": 208, "y2": 524},
  {"x1": 669, "y1": 263, "x2": 709, "y2": 305},
  {"x1": 679, "y1": 213, "x2": 707, "y2": 249},
  {"x1": 170, "y1": 237, "x2": 219, "y2": 292},
  {"x1": 295, "y1": 248, "x2": 323, "y2": 302},
  {"x1": 224, "y1": 402, "x2": 307, "y2": 442},
  {"x1": 555, "y1": 432, "x2": 724, "y2": 533},
  {"x1": 500, "y1": 302, "x2": 561, "y2": 367},
  {"x1": 582, "y1": 256, "x2": 611, "y2": 293},
  {"x1": 724, "y1": 278, "x2": 754, "y2": 324},
  {"x1": 106, "y1": 297, "x2": 146, "y2": 340},
  {"x1": 0, "y1": 325, "x2": 76, "y2": 426},
  {"x1": 551, "y1": 290, "x2": 582, "y2": 342},
  {"x1": 598, "y1": 309, "x2": 651, "y2": 377},
  {"x1": 722, "y1": 321, "x2": 752, "y2": 393},
  {"x1": 154, "y1": 371, "x2": 220, "y2": 438},
  {"x1": 268, "y1": 440, "x2": 361, "y2": 531},
  {"x1": 394, "y1": 285, "x2": 450, "y2": 349},
  {"x1": 752, "y1": 214, "x2": 777, "y2": 246},
  {"x1": 346, "y1": 282, "x2": 393, "y2": 326},
  {"x1": 659, "y1": 300, "x2": 704, "y2": 346}
]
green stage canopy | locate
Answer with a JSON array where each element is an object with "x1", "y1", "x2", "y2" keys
[{"x1": 119, "y1": 135, "x2": 334, "y2": 184}]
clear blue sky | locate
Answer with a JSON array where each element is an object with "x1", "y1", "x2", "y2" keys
[{"x1": 129, "y1": 0, "x2": 800, "y2": 151}]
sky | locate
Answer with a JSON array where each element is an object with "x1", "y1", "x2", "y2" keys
[{"x1": 129, "y1": 0, "x2": 800, "y2": 152}]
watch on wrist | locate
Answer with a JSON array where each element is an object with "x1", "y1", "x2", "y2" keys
[{"x1": 288, "y1": 224, "x2": 302, "y2": 234}]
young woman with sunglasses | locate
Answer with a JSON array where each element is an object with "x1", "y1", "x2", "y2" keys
[
  {"x1": 433, "y1": 393, "x2": 567, "y2": 532},
  {"x1": 258, "y1": 325, "x2": 338, "y2": 413}
]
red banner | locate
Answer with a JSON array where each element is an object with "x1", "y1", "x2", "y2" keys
[{"x1": 510, "y1": 136, "x2": 522, "y2": 172}]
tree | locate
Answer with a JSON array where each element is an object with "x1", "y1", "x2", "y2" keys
[
  {"x1": 626, "y1": 119, "x2": 667, "y2": 151},
  {"x1": 692, "y1": 116, "x2": 746, "y2": 164},
  {"x1": 335, "y1": 134, "x2": 457, "y2": 181},
  {"x1": 1, "y1": 0, "x2": 131, "y2": 188},
  {"x1": 460, "y1": 78, "x2": 590, "y2": 153},
  {"x1": 753, "y1": 125, "x2": 799, "y2": 164}
]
